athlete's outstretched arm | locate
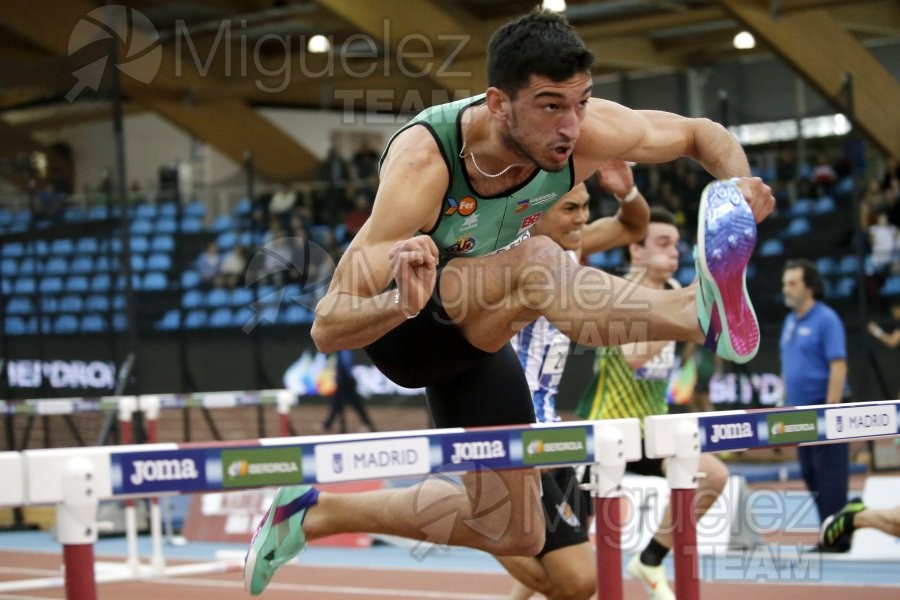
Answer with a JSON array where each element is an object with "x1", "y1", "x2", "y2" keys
[
  {"x1": 311, "y1": 127, "x2": 446, "y2": 353},
  {"x1": 573, "y1": 99, "x2": 775, "y2": 223},
  {"x1": 580, "y1": 160, "x2": 649, "y2": 256}
]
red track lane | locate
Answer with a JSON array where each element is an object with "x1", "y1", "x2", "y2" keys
[{"x1": 0, "y1": 551, "x2": 898, "y2": 600}]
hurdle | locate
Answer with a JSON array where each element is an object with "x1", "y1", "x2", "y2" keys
[
  {"x1": 1, "y1": 417, "x2": 642, "y2": 600},
  {"x1": 644, "y1": 398, "x2": 900, "y2": 600},
  {"x1": 0, "y1": 389, "x2": 297, "y2": 594}
]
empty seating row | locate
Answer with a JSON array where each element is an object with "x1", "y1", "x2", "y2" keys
[
  {"x1": 155, "y1": 304, "x2": 314, "y2": 330},
  {"x1": 5, "y1": 313, "x2": 126, "y2": 336},
  {"x1": 2, "y1": 272, "x2": 170, "y2": 294},
  {"x1": 1, "y1": 253, "x2": 172, "y2": 276},
  {"x1": 1, "y1": 235, "x2": 176, "y2": 257}
]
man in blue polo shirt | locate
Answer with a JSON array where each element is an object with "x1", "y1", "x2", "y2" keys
[{"x1": 780, "y1": 259, "x2": 850, "y2": 550}]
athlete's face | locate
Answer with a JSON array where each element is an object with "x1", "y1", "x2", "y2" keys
[
  {"x1": 505, "y1": 72, "x2": 593, "y2": 172},
  {"x1": 530, "y1": 184, "x2": 589, "y2": 251},
  {"x1": 629, "y1": 223, "x2": 679, "y2": 283}
]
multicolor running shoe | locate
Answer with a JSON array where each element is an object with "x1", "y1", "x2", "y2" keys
[
  {"x1": 244, "y1": 485, "x2": 320, "y2": 595},
  {"x1": 695, "y1": 180, "x2": 760, "y2": 363}
]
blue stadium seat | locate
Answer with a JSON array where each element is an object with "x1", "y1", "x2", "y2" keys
[
  {"x1": 159, "y1": 202, "x2": 177, "y2": 217},
  {"x1": 131, "y1": 254, "x2": 147, "y2": 272},
  {"x1": 6, "y1": 296, "x2": 33, "y2": 315},
  {"x1": 44, "y1": 256, "x2": 68, "y2": 275},
  {"x1": 790, "y1": 198, "x2": 814, "y2": 216},
  {"x1": 88, "y1": 205, "x2": 110, "y2": 220},
  {"x1": 233, "y1": 306, "x2": 254, "y2": 328},
  {"x1": 135, "y1": 203, "x2": 157, "y2": 219},
  {"x1": 217, "y1": 231, "x2": 237, "y2": 251},
  {"x1": 41, "y1": 296, "x2": 59, "y2": 313},
  {"x1": 50, "y1": 239, "x2": 74, "y2": 255},
  {"x1": 18, "y1": 258, "x2": 35, "y2": 275},
  {"x1": 147, "y1": 253, "x2": 172, "y2": 271},
  {"x1": 156, "y1": 217, "x2": 177, "y2": 234},
  {"x1": 833, "y1": 277, "x2": 855, "y2": 298},
  {"x1": 212, "y1": 215, "x2": 234, "y2": 233},
  {"x1": 112, "y1": 313, "x2": 127, "y2": 331},
  {"x1": 14, "y1": 277, "x2": 36, "y2": 295},
  {"x1": 59, "y1": 294, "x2": 84, "y2": 313},
  {"x1": 0, "y1": 208, "x2": 11, "y2": 226},
  {"x1": 206, "y1": 287, "x2": 230, "y2": 308},
  {"x1": 816, "y1": 257, "x2": 836, "y2": 276},
  {"x1": 184, "y1": 201, "x2": 205, "y2": 218},
  {"x1": 676, "y1": 266, "x2": 696, "y2": 287},
  {"x1": 66, "y1": 276, "x2": 90, "y2": 294},
  {"x1": 882, "y1": 275, "x2": 900, "y2": 297},
  {"x1": 180, "y1": 270, "x2": 201, "y2": 290},
  {"x1": 112, "y1": 294, "x2": 126, "y2": 311},
  {"x1": 180, "y1": 217, "x2": 203, "y2": 233},
  {"x1": 76, "y1": 237, "x2": 99, "y2": 254},
  {"x1": 39, "y1": 277, "x2": 64, "y2": 294},
  {"x1": 208, "y1": 307, "x2": 233, "y2": 328},
  {"x1": 184, "y1": 309, "x2": 208, "y2": 329},
  {"x1": 156, "y1": 309, "x2": 181, "y2": 330},
  {"x1": 759, "y1": 239, "x2": 784, "y2": 257},
  {"x1": 131, "y1": 219, "x2": 153, "y2": 235},
  {"x1": 80, "y1": 314, "x2": 106, "y2": 333},
  {"x1": 1, "y1": 258, "x2": 16, "y2": 273},
  {"x1": 283, "y1": 304, "x2": 314, "y2": 324},
  {"x1": 91, "y1": 274, "x2": 111, "y2": 293},
  {"x1": 5, "y1": 316, "x2": 33, "y2": 336},
  {"x1": 131, "y1": 236, "x2": 150, "y2": 254},
  {"x1": 150, "y1": 235, "x2": 175, "y2": 253},
  {"x1": 814, "y1": 196, "x2": 836, "y2": 214},
  {"x1": 54, "y1": 314, "x2": 79, "y2": 334},
  {"x1": 1, "y1": 278, "x2": 11, "y2": 295},
  {"x1": 143, "y1": 271, "x2": 168, "y2": 291},
  {"x1": 837, "y1": 255, "x2": 857, "y2": 275},
  {"x1": 785, "y1": 217, "x2": 811, "y2": 238},
  {"x1": 70, "y1": 256, "x2": 94, "y2": 275},
  {"x1": 84, "y1": 295, "x2": 109, "y2": 312},
  {"x1": 231, "y1": 287, "x2": 254, "y2": 307},
  {"x1": 183, "y1": 289, "x2": 204, "y2": 309},
  {"x1": 1, "y1": 242, "x2": 24, "y2": 257}
]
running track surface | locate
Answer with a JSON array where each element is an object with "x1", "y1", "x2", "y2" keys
[{"x1": 1, "y1": 551, "x2": 898, "y2": 600}]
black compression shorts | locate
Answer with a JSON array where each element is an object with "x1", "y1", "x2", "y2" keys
[
  {"x1": 363, "y1": 271, "x2": 535, "y2": 429},
  {"x1": 538, "y1": 466, "x2": 593, "y2": 556}
]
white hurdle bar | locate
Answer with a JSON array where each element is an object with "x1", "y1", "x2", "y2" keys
[
  {"x1": 1, "y1": 417, "x2": 643, "y2": 600},
  {"x1": 644, "y1": 399, "x2": 900, "y2": 600}
]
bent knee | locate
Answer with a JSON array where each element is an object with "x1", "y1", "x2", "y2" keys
[
  {"x1": 492, "y1": 529, "x2": 545, "y2": 557},
  {"x1": 705, "y1": 460, "x2": 729, "y2": 493},
  {"x1": 550, "y1": 575, "x2": 596, "y2": 600},
  {"x1": 518, "y1": 235, "x2": 566, "y2": 265}
]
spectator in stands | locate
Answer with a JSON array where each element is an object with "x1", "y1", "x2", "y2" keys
[
  {"x1": 869, "y1": 213, "x2": 898, "y2": 275},
  {"x1": 268, "y1": 184, "x2": 297, "y2": 229},
  {"x1": 868, "y1": 303, "x2": 900, "y2": 350},
  {"x1": 32, "y1": 180, "x2": 65, "y2": 222},
  {"x1": 217, "y1": 244, "x2": 247, "y2": 289},
  {"x1": 196, "y1": 242, "x2": 223, "y2": 286},
  {"x1": 320, "y1": 136, "x2": 350, "y2": 227},
  {"x1": 352, "y1": 135, "x2": 380, "y2": 183},
  {"x1": 343, "y1": 191, "x2": 372, "y2": 242},
  {"x1": 861, "y1": 177, "x2": 890, "y2": 228},
  {"x1": 810, "y1": 152, "x2": 837, "y2": 197},
  {"x1": 881, "y1": 156, "x2": 900, "y2": 203},
  {"x1": 780, "y1": 259, "x2": 850, "y2": 550}
]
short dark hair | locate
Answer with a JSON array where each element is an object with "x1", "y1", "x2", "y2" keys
[
  {"x1": 784, "y1": 258, "x2": 825, "y2": 300},
  {"x1": 625, "y1": 208, "x2": 678, "y2": 264},
  {"x1": 487, "y1": 10, "x2": 594, "y2": 98}
]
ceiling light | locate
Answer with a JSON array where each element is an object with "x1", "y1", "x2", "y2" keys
[
  {"x1": 542, "y1": 0, "x2": 567, "y2": 13},
  {"x1": 307, "y1": 34, "x2": 331, "y2": 54},
  {"x1": 733, "y1": 31, "x2": 756, "y2": 50}
]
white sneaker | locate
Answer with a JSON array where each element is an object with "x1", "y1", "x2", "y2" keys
[{"x1": 627, "y1": 554, "x2": 675, "y2": 600}]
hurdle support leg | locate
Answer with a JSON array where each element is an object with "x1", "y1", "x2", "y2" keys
[
  {"x1": 667, "y1": 420, "x2": 701, "y2": 600},
  {"x1": 118, "y1": 397, "x2": 141, "y2": 577},
  {"x1": 58, "y1": 456, "x2": 99, "y2": 600},
  {"x1": 141, "y1": 396, "x2": 166, "y2": 576},
  {"x1": 590, "y1": 425, "x2": 628, "y2": 600}
]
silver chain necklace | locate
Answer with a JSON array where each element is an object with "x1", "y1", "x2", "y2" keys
[{"x1": 458, "y1": 106, "x2": 528, "y2": 179}]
